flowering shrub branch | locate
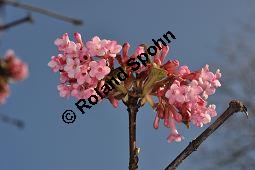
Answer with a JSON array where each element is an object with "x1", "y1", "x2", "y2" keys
[
  {"x1": 48, "y1": 32, "x2": 223, "y2": 169},
  {"x1": 165, "y1": 100, "x2": 248, "y2": 170}
]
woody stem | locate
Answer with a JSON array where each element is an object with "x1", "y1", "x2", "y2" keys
[
  {"x1": 0, "y1": 14, "x2": 32, "y2": 31},
  {"x1": 125, "y1": 87, "x2": 141, "y2": 170},
  {"x1": 165, "y1": 100, "x2": 248, "y2": 170}
]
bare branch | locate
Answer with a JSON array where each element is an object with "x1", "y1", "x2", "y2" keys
[
  {"x1": 1, "y1": 0, "x2": 83, "y2": 25},
  {"x1": 165, "y1": 100, "x2": 248, "y2": 170},
  {"x1": 0, "y1": 14, "x2": 32, "y2": 30},
  {"x1": 0, "y1": 113, "x2": 24, "y2": 129}
]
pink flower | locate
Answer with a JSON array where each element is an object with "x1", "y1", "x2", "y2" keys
[
  {"x1": 198, "y1": 65, "x2": 221, "y2": 99},
  {"x1": 188, "y1": 100, "x2": 217, "y2": 127},
  {"x1": 71, "y1": 85, "x2": 95, "y2": 99},
  {"x1": 66, "y1": 41, "x2": 79, "y2": 54},
  {"x1": 70, "y1": 84, "x2": 83, "y2": 99},
  {"x1": 178, "y1": 66, "x2": 191, "y2": 76},
  {"x1": 105, "y1": 41, "x2": 122, "y2": 57},
  {"x1": 89, "y1": 59, "x2": 110, "y2": 80},
  {"x1": 190, "y1": 114, "x2": 204, "y2": 127},
  {"x1": 153, "y1": 115, "x2": 160, "y2": 129},
  {"x1": 202, "y1": 113, "x2": 211, "y2": 124},
  {"x1": 131, "y1": 46, "x2": 145, "y2": 59},
  {"x1": 59, "y1": 72, "x2": 69, "y2": 83},
  {"x1": 74, "y1": 32, "x2": 83, "y2": 45},
  {"x1": 169, "y1": 104, "x2": 182, "y2": 123},
  {"x1": 162, "y1": 59, "x2": 179, "y2": 74},
  {"x1": 165, "y1": 80, "x2": 186, "y2": 104},
  {"x1": 5, "y1": 50, "x2": 28, "y2": 81},
  {"x1": 75, "y1": 72, "x2": 88, "y2": 85},
  {"x1": 213, "y1": 69, "x2": 221, "y2": 87},
  {"x1": 185, "y1": 80, "x2": 203, "y2": 102},
  {"x1": 57, "y1": 84, "x2": 71, "y2": 98},
  {"x1": 206, "y1": 104, "x2": 217, "y2": 117},
  {"x1": 160, "y1": 45, "x2": 170, "y2": 63},
  {"x1": 167, "y1": 129, "x2": 183, "y2": 142},
  {"x1": 86, "y1": 36, "x2": 122, "y2": 58},
  {"x1": 54, "y1": 33, "x2": 70, "y2": 51},
  {"x1": 122, "y1": 43, "x2": 130, "y2": 63},
  {"x1": 64, "y1": 57, "x2": 80, "y2": 78},
  {"x1": 48, "y1": 54, "x2": 66, "y2": 72},
  {"x1": 82, "y1": 88, "x2": 96, "y2": 99},
  {"x1": 167, "y1": 117, "x2": 183, "y2": 142},
  {"x1": 86, "y1": 36, "x2": 108, "y2": 57}
]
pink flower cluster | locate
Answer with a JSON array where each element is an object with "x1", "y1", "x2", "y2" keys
[
  {"x1": 49, "y1": 32, "x2": 221, "y2": 143},
  {"x1": 123, "y1": 43, "x2": 221, "y2": 143},
  {"x1": 48, "y1": 33, "x2": 122, "y2": 100},
  {"x1": 116, "y1": 42, "x2": 221, "y2": 142},
  {"x1": 0, "y1": 50, "x2": 28, "y2": 103},
  {"x1": 155, "y1": 64, "x2": 221, "y2": 142}
]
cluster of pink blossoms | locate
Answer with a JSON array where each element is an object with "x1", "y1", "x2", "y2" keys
[
  {"x1": 154, "y1": 64, "x2": 221, "y2": 142},
  {"x1": 48, "y1": 33, "x2": 122, "y2": 103},
  {"x1": 49, "y1": 32, "x2": 221, "y2": 143},
  {"x1": 0, "y1": 50, "x2": 29, "y2": 103}
]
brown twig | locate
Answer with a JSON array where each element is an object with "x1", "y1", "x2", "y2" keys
[
  {"x1": 0, "y1": 14, "x2": 32, "y2": 31},
  {"x1": 123, "y1": 87, "x2": 141, "y2": 170},
  {"x1": 0, "y1": 113, "x2": 24, "y2": 129},
  {"x1": 1, "y1": 0, "x2": 83, "y2": 25},
  {"x1": 165, "y1": 100, "x2": 248, "y2": 170}
]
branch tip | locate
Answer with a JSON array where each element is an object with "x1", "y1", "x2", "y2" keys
[
  {"x1": 164, "y1": 99, "x2": 249, "y2": 170},
  {"x1": 229, "y1": 100, "x2": 248, "y2": 118}
]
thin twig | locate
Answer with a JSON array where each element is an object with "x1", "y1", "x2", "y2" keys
[
  {"x1": 124, "y1": 87, "x2": 141, "y2": 170},
  {"x1": 0, "y1": 14, "x2": 32, "y2": 30},
  {"x1": 165, "y1": 100, "x2": 248, "y2": 170},
  {"x1": 1, "y1": 0, "x2": 83, "y2": 25},
  {"x1": 0, "y1": 113, "x2": 25, "y2": 129}
]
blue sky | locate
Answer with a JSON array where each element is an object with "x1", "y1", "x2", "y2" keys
[{"x1": 0, "y1": 0, "x2": 248, "y2": 170}]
